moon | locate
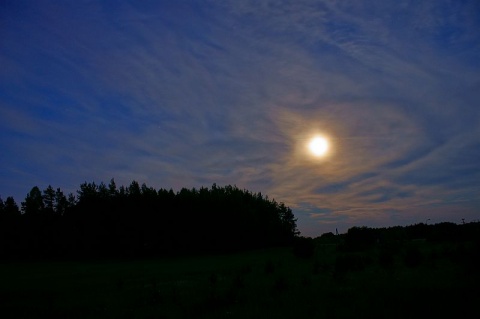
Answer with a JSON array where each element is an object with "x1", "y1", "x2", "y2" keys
[{"x1": 309, "y1": 136, "x2": 329, "y2": 157}]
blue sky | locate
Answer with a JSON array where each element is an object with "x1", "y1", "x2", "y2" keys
[{"x1": 1, "y1": 0, "x2": 479, "y2": 236}]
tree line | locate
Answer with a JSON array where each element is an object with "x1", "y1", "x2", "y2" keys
[
  {"x1": 0, "y1": 180, "x2": 299, "y2": 260},
  {"x1": 335, "y1": 222, "x2": 480, "y2": 252}
]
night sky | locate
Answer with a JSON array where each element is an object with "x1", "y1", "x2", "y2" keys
[{"x1": 1, "y1": 1, "x2": 479, "y2": 236}]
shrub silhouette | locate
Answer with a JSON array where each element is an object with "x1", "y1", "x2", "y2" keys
[
  {"x1": 272, "y1": 275, "x2": 289, "y2": 294},
  {"x1": 335, "y1": 253, "x2": 370, "y2": 273},
  {"x1": 344, "y1": 226, "x2": 378, "y2": 251},
  {"x1": 265, "y1": 260, "x2": 275, "y2": 274},
  {"x1": 404, "y1": 245, "x2": 423, "y2": 267},
  {"x1": 292, "y1": 236, "x2": 315, "y2": 258},
  {"x1": 378, "y1": 248, "x2": 395, "y2": 269}
]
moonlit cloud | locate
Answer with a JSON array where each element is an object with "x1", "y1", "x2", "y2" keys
[{"x1": 1, "y1": 0, "x2": 479, "y2": 236}]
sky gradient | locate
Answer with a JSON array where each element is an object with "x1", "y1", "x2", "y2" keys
[{"x1": 1, "y1": 0, "x2": 479, "y2": 236}]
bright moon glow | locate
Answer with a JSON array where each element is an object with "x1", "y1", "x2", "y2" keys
[{"x1": 309, "y1": 136, "x2": 329, "y2": 156}]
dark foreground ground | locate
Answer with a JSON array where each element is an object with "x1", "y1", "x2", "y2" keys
[{"x1": 1, "y1": 238, "x2": 479, "y2": 319}]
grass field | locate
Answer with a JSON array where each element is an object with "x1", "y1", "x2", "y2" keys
[{"x1": 1, "y1": 240, "x2": 478, "y2": 318}]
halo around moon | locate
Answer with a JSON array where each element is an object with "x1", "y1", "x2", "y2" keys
[{"x1": 309, "y1": 136, "x2": 329, "y2": 157}]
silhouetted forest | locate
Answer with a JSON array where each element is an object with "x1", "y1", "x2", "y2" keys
[
  {"x1": 1, "y1": 180, "x2": 479, "y2": 262},
  {"x1": 0, "y1": 180, "x2": 298, "y2": 260}
]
